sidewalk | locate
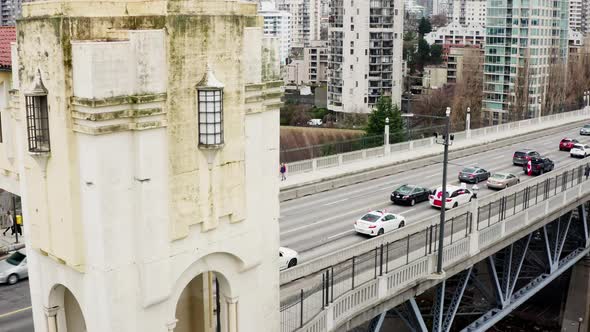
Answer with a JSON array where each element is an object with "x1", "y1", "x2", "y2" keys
[
  {"x1": 280, "y1": 113, "x2": 590, "y2": 191},
  {"x1": 0, "y1": 232, "x2": 25, "y2": 255}
]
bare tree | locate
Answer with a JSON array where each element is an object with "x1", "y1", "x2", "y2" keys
[
  {"x1": 543, "y1": 46, "x2": 567, "y2": 115},
  {"x1": 451, "y1": 48, "x2": 484, "y2": 130},
  {"x1": 511, "y1": 52, "x2": 531, "y2": 121},
  {"x1": 565, "y1": 51, "x2": 590, "y2": 110}
]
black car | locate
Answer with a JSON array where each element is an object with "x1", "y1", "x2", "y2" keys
[
  {"x1": 458, "y1": 166, "x2": 491, "y2": 183},
  {"x1": 390, "y1": 184, "x2": 430, "y2": 206},
  {"x1": 513, "y1": 149, "x2": 540, "y2": 166},
  {"x1": 523, "y1": 157, "x2": 554, "y2": 176}
]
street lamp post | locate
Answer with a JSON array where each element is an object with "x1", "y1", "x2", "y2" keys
[{"x1": 402, "y1": 107, "x2": 453, "y2": 274}]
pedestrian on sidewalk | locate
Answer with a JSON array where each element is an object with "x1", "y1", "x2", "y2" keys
[
  {"x1": 585, "y1": 164, "x2": 590, "y2": 180},
  {"x1": 2, "y1": 210, "x2": 13, "y2": 236},
  {"x1": 280, "y1": 163, "x2": 287, "y2": 181}
]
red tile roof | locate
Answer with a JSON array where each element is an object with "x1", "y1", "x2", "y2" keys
[{"x1": 0, "y1": 26, "x2": 16, "y2": 69}]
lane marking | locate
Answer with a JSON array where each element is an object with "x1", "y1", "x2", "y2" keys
[
  {"x1": 327, "y1": 229, "x2": 355, "y2": 240},
  {"x1": 324, "y1": 198, "x2": 349, "y2": 206},
  {"x1": 425, "y1": 173, "x2": 440, "y2": 179},
  {"x1": 281, "y1": 201, "x2": 391, "y2": 235},
  {"x1": 0, "y1": 306, "x2": 32, "y2": 319}
]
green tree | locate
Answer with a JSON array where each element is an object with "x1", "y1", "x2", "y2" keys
[
  {"x1": 430, "y1": 44, "x2": 443, "y2": 64},
  {"x1": 418, "y1": 17, "x2": 432, "y2": 36},
  {"x1": 366, "y1": 96, "x2": 405, "y2": 143},
  {"x1": 416, "y1": 38, "x2": 430, "y2": 69}
]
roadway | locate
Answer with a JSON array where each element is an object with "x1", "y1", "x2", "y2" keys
[
  {"x1": 280, "y1": 122, "x2": 590, "y2": 262},
  {"x1": 0, "y1": 280, "x2": 33, "y2": 332}
]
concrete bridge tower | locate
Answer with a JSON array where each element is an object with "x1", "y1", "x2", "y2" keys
[{"x1": 13, "y1": 1, "x2": 282, "y2": 331}]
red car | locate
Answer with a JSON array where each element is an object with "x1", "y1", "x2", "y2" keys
[{"x1": 559, "y1": 138, "x2": 579, "y2": 151}]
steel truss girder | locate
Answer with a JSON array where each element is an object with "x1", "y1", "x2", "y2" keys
[
  {"x1": 441, "y1": 266, "x2": 473, "y2": 332},
  {"x1": 389, "y1": 298, "x2": 428, "y2": 332},
  {"x1": 461, "y1": 247, "x2": 590, "y2": 332},
  {"x1": 461, "y1": 208, "x2": 589, "y2": 332},
  {"x1": 366, "y1": 312, "x2": 385, "y2": 332},
  {"x1": 543, "y1": 212, "x2": 573, "y2": 273}
]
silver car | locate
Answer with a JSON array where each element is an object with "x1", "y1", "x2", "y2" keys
[
  {"x1": 0, "y1": 250, "x2": 28, "y2": 285},
  {"x1": 581, "y1": 124, "x2": 590, "y2": 136},
  {"x1": 486, "y1": 172, "x2": 520, "y2": 190}
]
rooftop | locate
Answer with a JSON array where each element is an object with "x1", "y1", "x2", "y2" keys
[{"x1": 0, "y1": 26, "x2": 15, "y2": 70}]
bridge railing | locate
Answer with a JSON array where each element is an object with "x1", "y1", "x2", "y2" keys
[
  {"x1": 284, "y1": 108, "x2": 590, "y2": 176},
  {"x1": 280, "y1": 157, "x2": 590, "y2": 332}
]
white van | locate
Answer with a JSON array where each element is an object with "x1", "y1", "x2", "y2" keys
[{"x1": 307, "y1": 119, "x2": 323, "y2": 126}]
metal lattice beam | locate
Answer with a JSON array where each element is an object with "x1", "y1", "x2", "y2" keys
[{"x1": 442, "y1": 266, "x2": 473, "y2": 332}]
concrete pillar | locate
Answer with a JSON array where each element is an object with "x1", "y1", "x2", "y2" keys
[
  {"x1": 226, "y1": 297, "x2": 238, "y2": 332},
  {"x1": 166, "y1": 320, "x2": 178, "y2": 332},
  {"x1": 44, "y1": 306, "x2": 59, "y2": 332},
  {"x1": 384, "y1": 117, "x2": 390, "y2": 153},
  {"x1": 466, "y1": 107, "x2": 471, "y2": 139}
]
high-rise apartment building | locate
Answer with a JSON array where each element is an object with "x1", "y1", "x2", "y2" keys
[
  {"x1": 0, "y1": 0, "x2": 20, "y2": 25},
  {"x1": 450, "y1": 0, "x2": 486, "y2": 27},
  {"x1": 328, "y1": 0, "x2": 404, "y2": 113},
  {"x1": 569, "y1": 0, "x2": 590, "y2": 34},
  {"x1": 570, "y1": 0, "x2": 583, "y2": 32},
  {"x1": 276, "y1": 0, "x2": 321, "y2": 48},
  {"x1": 483, "y1": 0, "x2": 569, "y2": 124},
  {"x1": 259, "y1": 1, "x2": 292, "y2": 65}
]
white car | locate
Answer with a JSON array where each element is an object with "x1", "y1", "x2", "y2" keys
[
  {"x1": 570, "y1": 143, "x2": 590, "y2": 158},
  {"x1": 429, "y1": 185, "x2": 475, "y2": 209},
  {"x1": 0, "y1": 250, "x2": 28, "y2": 285},
  {"x1": 354, "y1": 210, "x2": 406, "y2": 237},
  {"x1": 279, "y1": 247, "x2": 299, "y2": 270}
]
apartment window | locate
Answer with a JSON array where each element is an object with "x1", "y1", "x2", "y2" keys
[
  {"x1": 197, "y1": 66, "x2": 224, "y2": 147},
  {"x1": 350, "y1": 65, "x2": 353, "y2": 70},
  {"x1": 350, "y1": 48, "x2": 354, "y2": 55},
  {"x1": 351, "y1": 24, "x2": 354, "y2": 31},
  {"x1": 25, "y1": 70, "x2": 49, "y2": 153}
]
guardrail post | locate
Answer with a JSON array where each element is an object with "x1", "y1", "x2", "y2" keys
[
  {"x1": 312, "y1": 159, "x2": 317, "y2": 172},
  {"x1": 322, "y1": 272, "x2": 325, "y2": 309},
  {"x1": 405, "y1": 235, "x2": 411, "y2": 264},
  {"x1": 300, "y1": 290, "x2": 304, "y2": 327},
  {"x1": 409, "y1": 141, "x2": 414, "y2": 150},
  {"x1": 330, "y1": 267, "x2": 334, "y2": 303},
  {"x1": 374, "y1": 247, "x2": 378, "y2": 279},
  {"x1": 338, "y1": 154, "x2": 343, "y2": 166},
  {"x1": 352, "y1": 256, "x2": 356, "y2": 289},
  {"x1": 379, "y1": 244, "x2": 384, "y2": 276}
]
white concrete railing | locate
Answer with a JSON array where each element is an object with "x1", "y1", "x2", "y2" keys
[
  {"x1": 285, "y1": 108, "x2": 590, "y2": 176},
  {"x1": 280, "y1": 156, "x2": 590, "y2": 332}
]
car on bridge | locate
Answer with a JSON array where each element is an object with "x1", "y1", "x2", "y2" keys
[
  {"x1": 429, "y1": 185, "x2": 475, "y2": 209},
  {"x1": 390, "y1": 184, "x2": 430, "y2": 206},
  {"x1": 486, "y1": 172, "x2": 520, "y2": 190},
  {"x1": 458, "y1": 166, "x2": 490, "y2": 184},
  {"x1": 279, "y1": 247, "x2": 299, "y2": 270},
  {"x1": 513, "y1": 149, "x2": 540, "y2": 166},
  {"x1": 354, "y1": 210, "x2": 405, "y2": 237},
  {"x1": 570, "y1": 143, "x2": 590, "y2": 158},
  {"x1": 559, "y1": 138, "x2": 579, "y2": 151},
  {"x1": 580, "y1": 124, "x2": 590, "y2": 135},
  {"x1": 0, "y1": 249, "x2": 27, "y2": 285},
  {"x1": 523, "y1": 157, "x2": 554, "y2": 176}
]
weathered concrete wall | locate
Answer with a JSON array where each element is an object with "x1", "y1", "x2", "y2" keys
[{"x1": 16, "y1": 1, "x2": 281, "y2": 331}]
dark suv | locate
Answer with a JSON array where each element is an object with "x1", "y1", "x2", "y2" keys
[
  {"x1": 513, "y1": 149, "x2": 540, "y2": 166},
  {"x1": 523, "y1": 157, "x2": 554, "y2": 176}
]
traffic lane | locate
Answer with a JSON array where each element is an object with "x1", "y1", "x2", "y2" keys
[
  {"x1": 280, "y1": 220, "x2": 470, "y2": 302},
  {"x1": 281, "y1": 142, "x2": 577, "y2": 245},
  {"x1": 279, "y1": 124, "x2": 577, "y2": 214},
  {"x1": 0, "y1": 280, "x2": 33, "y2": 332},
  {"x1": 0, "y1": 307, "x2": 34, "y2": 332},
  {"x1": 280, "y1": 126, "x2": 582, "y2": 231},
  {"x1": 281, "y1": 129, "x2": 587, "y2": 257}
]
